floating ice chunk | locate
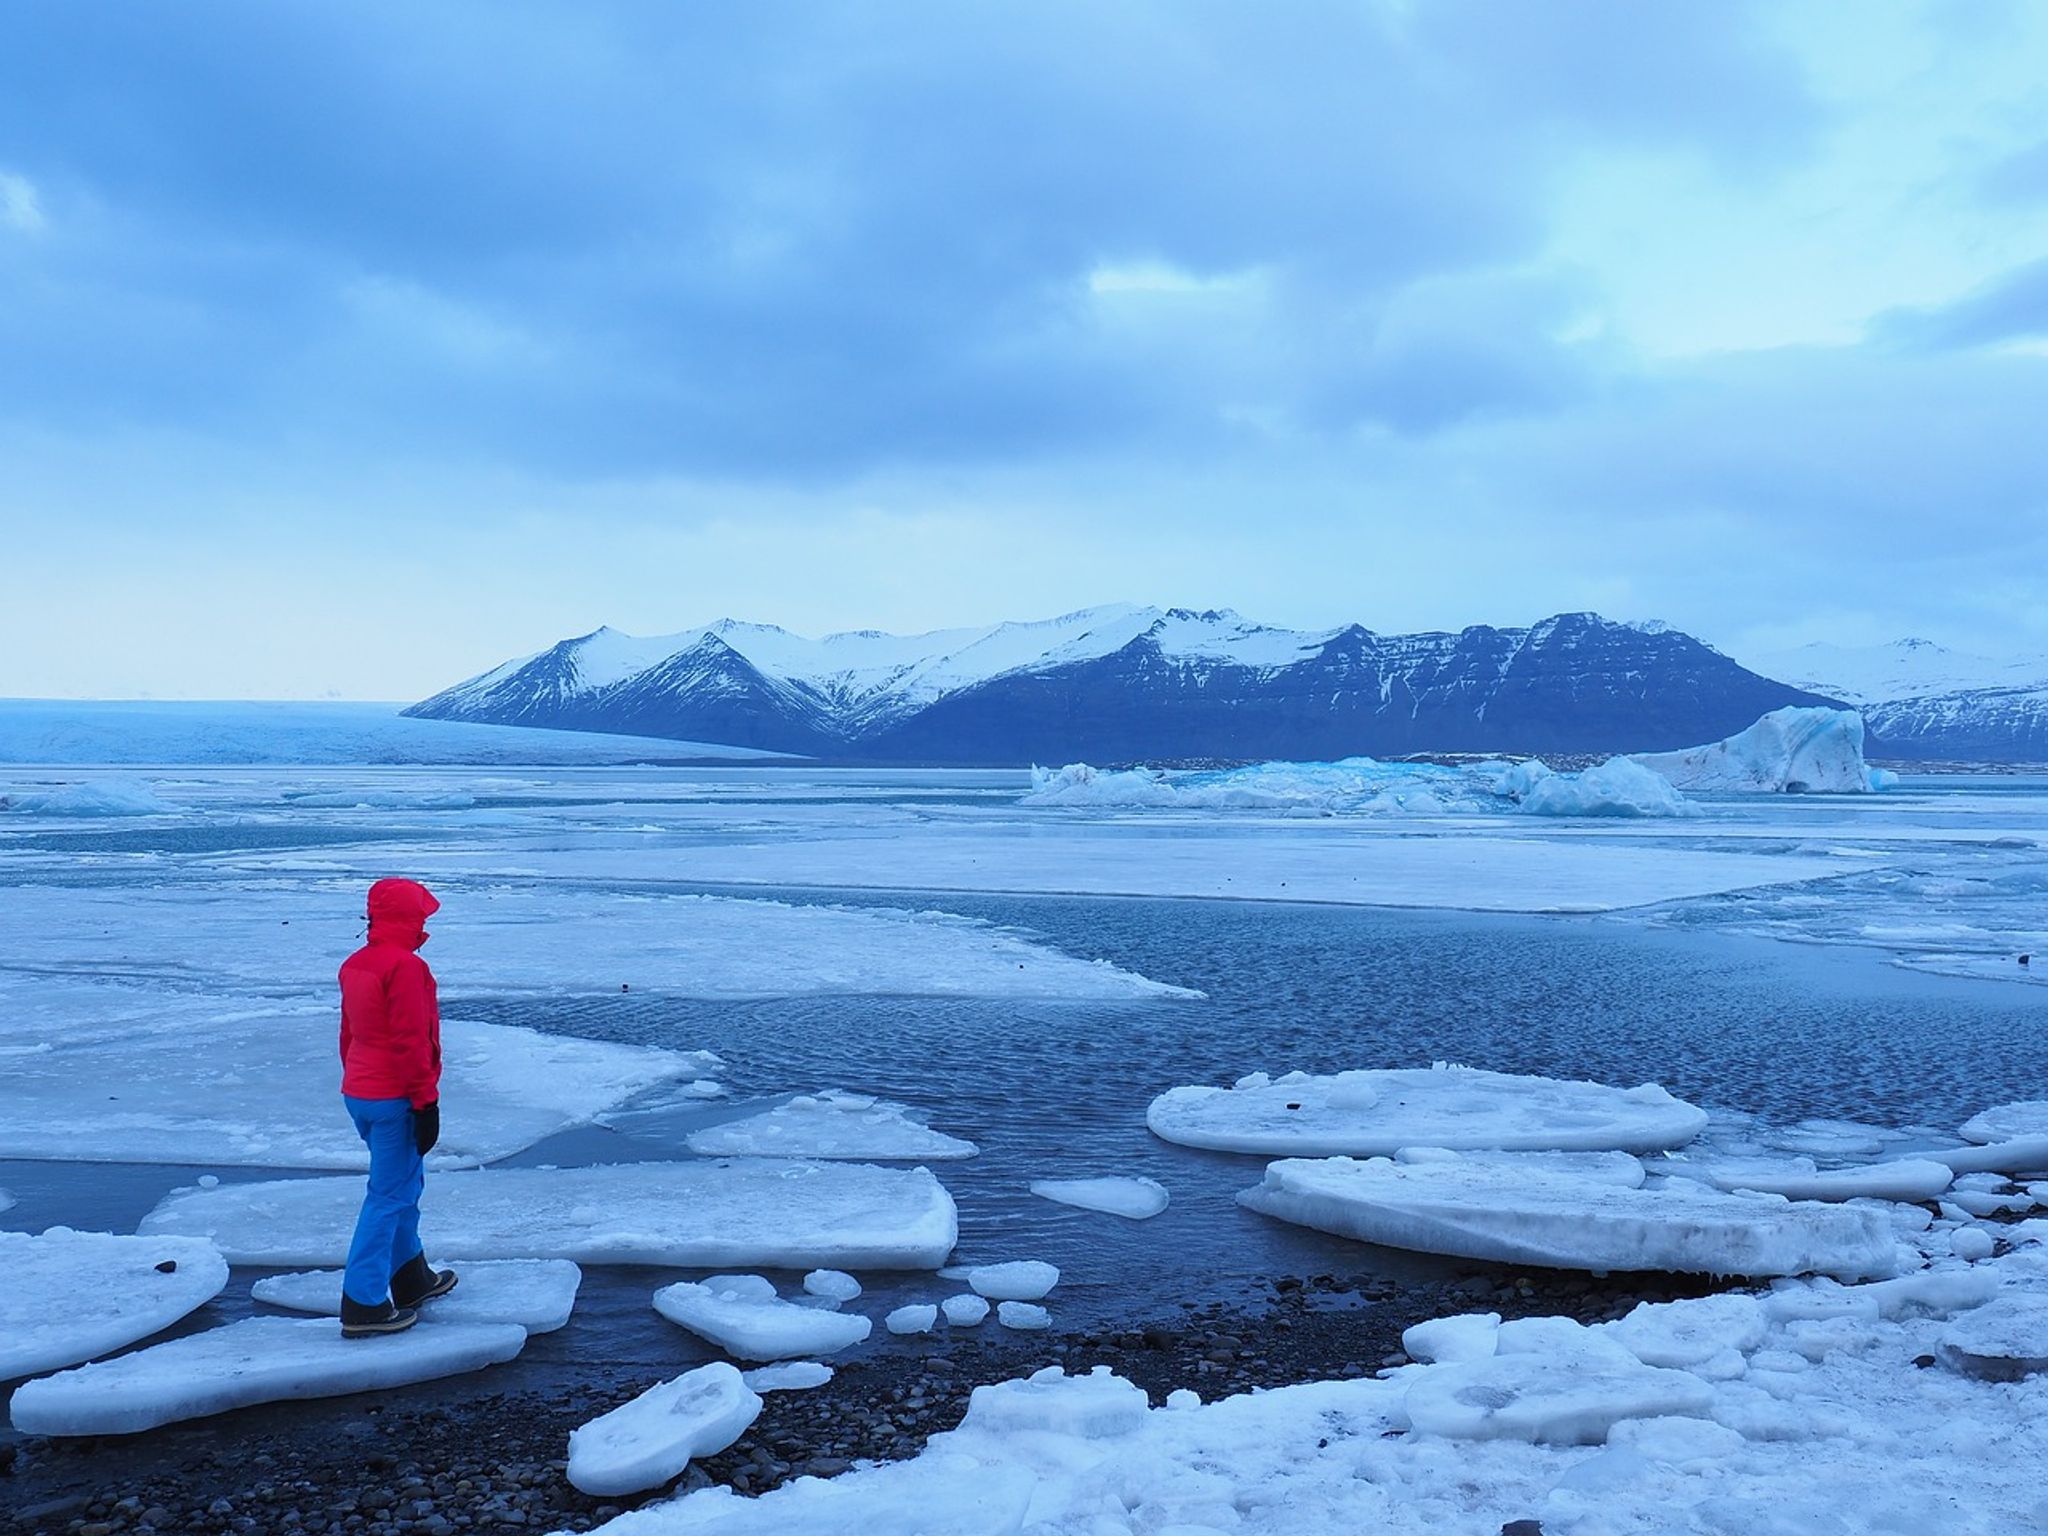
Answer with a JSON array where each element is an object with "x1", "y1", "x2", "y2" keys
[
  {"x1": 1, "y1": 775, "x2": 175, "y2": 817},
  {"x1": 567, "y1": 1363, "x2": 763, "y2": 1496},
  {"x1": 997, "y1": 1302, "x2": 1050, "y2": 1330},
  {"x1": 654, "y1": 1280, "x2": 874, "y2": 1360},
  {"x1": 742, "y1": 1361, "x2": 833, "y2": 1393},
  {"x1": 1962, "y1": 1102, "x2": 2048, "y2": 1144},
  {"x1": 1238, "y1": 1157, "x2": 1898, "y2": 1278},
  {"x1": 688, "y1": 1092, "x2": 977, "y2": 1162},
  {"x1": 968, "y1": 1261, "x2": 1060, "y2": 1300},
  {"x1": 140, "y1": 1160, "x2": 958, "y2": 1270},
  {"x1": 10, "y1": 1317, "x2": 526, "y2": 1436},
  {"x1": 0, "y1": 1187, "x2": 12, "y2": 1214},
  {"x1": 1940, "y1": 1296, "x2": 2048, "y2": 1380},
  {"x1": 1703, "y1": 1158, "x2": 1954, "y2": 1204},
  {"x1": 1519, "y1": 757, "x2": 1701, "y2": 819},
  {"x1": 250, "y1": 1260, "x2": 583, "y2": 1334},
  {"x1": 1919, "y1": 1138, "x2": 2048, "y2": 1176},
  {"x1": 683, "y1": 1080, "x2": 727, "y2": 1099},
  {"x1": 962, "y1": 1365, "x2": 1147, "y2": 1438},
  {"x1": 887, "y1": 1304, "x2": 939, "y2": 1335},
  {"x1": 1147, "y1": 1066, "x2": 1707, "y2": 1157},
  {"x1": 1635, "y1": 707, "x2": 1887, "y2": 793},
  {"x1": 0, "y1": 1230, "x2": 229, "y2": 1381},
  {"x1": 1605, "y1": 1294, "x2": 1768, "y2": 1368},
  {"x1": 1401, "y1": 1312, "x2": 1501, "y2": 1364},
  {"x1": 941, "y1": 1294, "x2": 989, "y2": 1327},
  {"x1": 1028, "y1": 1176, "x2": 1170, "y2": 1219},
  {"x1": 1405, "y1": 1351, "x2": 1714, "y2": 1443},
  {"x1": 803, "y1": 1269, "x2": 862, "y2": 1302}
]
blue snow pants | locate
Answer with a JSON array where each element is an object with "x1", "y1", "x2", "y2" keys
[{"x1": 342, "y1": 1095, "x2": 425, "y2": 1306}]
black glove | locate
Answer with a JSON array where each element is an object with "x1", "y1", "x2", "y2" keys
[{"x1": 413, "y1": 1100, "x2": 441, "y2": 1157}]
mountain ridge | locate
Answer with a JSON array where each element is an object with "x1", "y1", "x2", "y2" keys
[{"x1": 406, "y1": 607, "x2": 1845, "y2": 763}]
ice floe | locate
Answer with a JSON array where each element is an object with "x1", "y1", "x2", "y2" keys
[
  {"x1": 1939, "y1": 1296, "x2": 2048, "y2": 1380},
  {"x1": 1635, "y1": 706, "x2": 1889, "y2": 794},
  {"x1": 140, "y1": 1160, "x2": 958, "y2": 1270},
  {"x1": 1961, "y1": 1100, "x2": 2048, "y2": 1143},
  {"x1": 653, "y1": 1278, "x2": 874, "y2": 1360},
  {"x1": 10, "y1": 1318, "x2": 527, "y2": 1436},
  {"x1": 742, "y1": 1361, "x2": 833, "y2": 1393},
  {"x1": 1028, "y1": 1175, "x2": 1170, "y2": 1219},
  {"x1": 687, "y1": 1091, "x2": 977, "y2": 1161},
  {"x1": 967, "y1": 1261, "x2": 1060, "y2": 1300},
  {"x1": 250, "y1": 1259, "x2": 582, "y2": 1333},
  {"x1": 0, "y1": 1230, "x2": 230, "y2": 1382},
  {"x1": 567, "y1": 1363, "x2": 763, "y2": 1496},
  {"x1": 0, "y1": 982, "x2": 699, "y2": 1169},
  {"x1": 1700, "y1": 1157, "x2": 1955, "y2": 1203},
  {"x1": 996, "y1": 1301, "x2": 1050, "y2": 1330},
  {"x1": 1148, "y1": 1066, "x2": 1708, "y2": 1157},
  {"x1": 1239, "y1": 1155, "x2": 1900, "y2": 1278},
  {"x1": 0, "y1": 774, "x2": 177, "y2": 817},
  {"x1": 886, "y1": 1303, "x2": 938, "y2": 1334}
]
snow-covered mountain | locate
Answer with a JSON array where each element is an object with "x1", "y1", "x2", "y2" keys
[
  {"x1": 408, "y1": 608, "x2": 1837, "y2": 763},
  {"x1": 1740, "y1": 638, "x2": 2048, "y2": 705},
  {"x1": 1740, "y1": 639, "x2": 2048, "y2": 761}
]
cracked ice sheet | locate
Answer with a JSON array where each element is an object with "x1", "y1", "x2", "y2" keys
[
  {"x1": 0, "y1": 882, "x2": 1194, "y2": 1002},
  {"x1": 0, "y1": 976, "x2": 700, "y2": 1169},
  {"x1": 498, "y1": 825, "x2": 1849, "y2": 912}
]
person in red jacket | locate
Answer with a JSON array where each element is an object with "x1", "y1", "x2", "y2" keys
[{"x1": 338, "y1": 878, "x2": 459, "y2": 1336}]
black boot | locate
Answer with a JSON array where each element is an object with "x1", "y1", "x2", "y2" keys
[
  {"x1": 340, "y1": 1295, "x2": 419, "y2": 1338},
  {"x1": 391, "y1": 1253, "x2": 459, "y2": 1309}
]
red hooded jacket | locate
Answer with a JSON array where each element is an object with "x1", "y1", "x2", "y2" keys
[{"x1": 339, "y1": 878, "x2": 442, "y2": 1109}]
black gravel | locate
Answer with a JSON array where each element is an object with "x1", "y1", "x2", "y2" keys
[{"x1": 1, "y1": 1267, "x2": 1720, "y2": 1536}]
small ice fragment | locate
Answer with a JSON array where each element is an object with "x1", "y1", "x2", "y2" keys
[
  {"x1": 997, "y1": 1301, "x2": 1051, "y2": 1330},
  {"x1": 885, "y1": 1304, "x2": 938, "y2": 1335},
  {"x1": 968, "y1": 1261, "x2": 1059, "y2": 1300},
  {"x1": 803, "y1": 1269, "x2": 862, "y2": 1302},
  {"x1": 962, "y1": 1366, "x2": 1145, "y2": 1437},
  {"x1": 566, "y1": 1362, "x2": 762, "y2": 1495},
  {"x1": 942, "y1": 1294, "x2": 989, "y2": 1327},
  {"x1": 1028, "y1": 1176, "x2": 1170, "y2": 1220},
  {"x1": 1166, "y1": 1388, "x2": 1201, "y2": 1410},
  {"x1": 1950, "y1": 1227, "x2": 1996, "y2": 1261},
  {"x1": 654, "y1": 1281, "x2": 873, "y2": 1361},
  {"x1": 1401, "y1": 1312, "x2": 1501, "y2": 1364}
]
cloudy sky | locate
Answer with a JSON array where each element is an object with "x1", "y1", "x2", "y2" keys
[{"x1": 3, "y1": 1, "x2": 2045, "y2": 698}]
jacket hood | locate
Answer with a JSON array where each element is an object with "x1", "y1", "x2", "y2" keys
[{"x1": 366, "y1": 877, "x2": 440, "y2": 949}]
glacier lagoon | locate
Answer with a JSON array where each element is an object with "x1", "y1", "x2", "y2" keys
[{"x1": 5, "y1": 759, "x2": 2048, "y2": 1525}]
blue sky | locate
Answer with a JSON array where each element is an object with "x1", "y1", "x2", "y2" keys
[{"x1": 3, "y1": 0, "x2": 2045, "y2": 697}]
